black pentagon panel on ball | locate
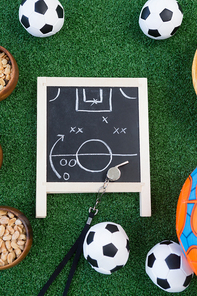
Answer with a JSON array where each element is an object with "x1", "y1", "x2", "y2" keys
[
  {"x1": 160, "y1": 240, "x2": 173, "y2": 246},
  {"x1": 21, "y1": 15, "x2": 30, "y2": 28},
  {"x1": 40, "y1": 24, "x2": 53, "y2": 34},
  {"x1": 103, "y1": 243, "x2": 118, "y2": 257},
  {"x1": 160, "y1": 8, "x2": 173, "y2": 22},
  {"x1": 35, "y1": 0, "x2": 48, "y2": 15},
  {"x1": 56, "y1": 5, "x2": 64, "y2": 18},
  {"x1": 165, "y1": 254, "x2": 181, "y2": 269},
  {"x1": 183, "y1": 274, "x2": 193, "y2": 287},
  {"x1": 157, "y1": 278, "x2": 170, "y2": 290},
  {"x1": 86, "y1": 231, "x2": 95, "y2": 245},
  {"x1": 87, "y1": 255, "x2": 98, "y2": 267},
  {"x1": 105, "y1": 223, "x2": 119, "y2": 233},
  {"x1": 141, "y1": 6, "x2": 150, "y2": 20},
  {"x1": 170, "y1": 26, "x2": 180, "y2": 36},
  {"x1": 147, "y1": 253, "x2": 156, "y2": 268},
  {"x1": 110, "y1": 265, "x2": 123, "y2": 273},
  {"x1": 20, "y1": 0, "x2": 28, "y2": 5},
  {"x1": 148, "y1": 29, "x2": 161, "y2": 38}
]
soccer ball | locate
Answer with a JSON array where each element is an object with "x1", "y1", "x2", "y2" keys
[
  {"x1": 176, "y1": 167, "x2": 197, "y2": 275},
  {"x1": 19, "y1": 0, "x2": 64, "y2": 37},
  {"x1": 83, "y1": 222, "x2": 130, "y2": 274},
  {"x1": 139, "y1": 0, "x2": 183, "y2": 40},
  {"x1": 145, "y1": 240, "x2": 194, "y2": 292}
]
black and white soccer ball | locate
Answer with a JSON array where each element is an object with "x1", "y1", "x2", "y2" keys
[
  {"x1": 145, "y1": 240, "x2": 194, "y2": 293},
  {"x1": 83, "y1": 222, "x2": 130, "y2": 275},
  {"x1": 139, "y1": 0, "x2": 183, "y2": 40},
  {"x1": 19, "y1": 0, "x2": 64, "y2": 37}
]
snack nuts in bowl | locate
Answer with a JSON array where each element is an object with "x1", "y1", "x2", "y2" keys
[
  {"x1": 0, "y1": 46, "x2": 19, "y2": 101},
  {"x1": 0, "y1": 206, "x2": 33, "y2": 270}
]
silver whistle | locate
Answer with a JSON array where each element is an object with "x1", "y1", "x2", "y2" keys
[{"x1": 107, "y1": 161, "x2": 129, "y2": 181}]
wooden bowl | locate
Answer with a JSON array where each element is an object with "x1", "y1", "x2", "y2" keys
[
  {"x1": 0, "y1": 46, "x2": 19, "y2": 101},
  {"x1": 0, "y1": 145, "x2": 2, "y2": 168},
  {"x1": 192, "y1": 49, "x2": 197, "y2": 95},
  {"x1": 0, "y1": 206, "x2": 33, "y2": 270}
]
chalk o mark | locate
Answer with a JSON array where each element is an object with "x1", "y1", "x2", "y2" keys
[
  {"x1": 60, "y1": 159, "x2": 67, "y2": 166},
  {"x1": 69, "y1": 159, "x2": 77, "y2": 167},
  {"x1": 49, "y1": 88, "x2": 60, "y2": 102},
  {"x1": 75, "y1": 139, "x2": 113, "y2": 173},
  {"x1": 63, "y1": 172, "x2": 70, "y2": 181}
]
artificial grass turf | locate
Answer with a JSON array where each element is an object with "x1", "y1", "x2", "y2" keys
[{"x1": 0, "y1": 0, "x2": 197, "y2": 295}]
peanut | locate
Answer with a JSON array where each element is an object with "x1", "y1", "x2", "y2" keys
[{"x1": 0, "y1": 225, "x2": 5, "y2": 237}]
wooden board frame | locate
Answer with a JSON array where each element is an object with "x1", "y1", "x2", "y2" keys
[{"x1": 36, "y1": 77, "x2": 151, "y2": 218}]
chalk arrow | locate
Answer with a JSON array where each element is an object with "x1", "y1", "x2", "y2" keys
[{"x1": 49, "y1": 134, "x2": 65, "y2": 179}]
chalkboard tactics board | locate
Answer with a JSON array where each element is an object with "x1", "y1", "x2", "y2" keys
[{"x1": 36, "y1": 77, "x2": 151, "y2": 218}]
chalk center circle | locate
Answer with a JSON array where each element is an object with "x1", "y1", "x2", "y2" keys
[{"x1": 76, "y1": 139, "x2": 112, "y2": 173}]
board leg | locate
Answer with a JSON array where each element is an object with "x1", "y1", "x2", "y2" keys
[
  {"x1": 36, "y1": 77, "x2": 47, "y2": 218},
  {"x1": 36, "y1": 189, "x2": 47, "y2": 218},
  {"x1": 139, "y1": 184, "x2": 151, "y2": 217}
]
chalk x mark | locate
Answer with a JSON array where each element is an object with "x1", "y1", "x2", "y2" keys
[
  {"x1": 76, "y1": 128, "x2": 83, "y2": 134},
  {"x1": 102, "y1": 116, "x2": 108, "y2": 123},
  {"x1": 70, "y1": 127, "x2": 76, "y2": 133},
  {"x1": 113, "y1": 127, "x2": 119, "y2": 134},
  {"x1": 83, "y1": 88, "x2": 103, "y2": 103},
  {"x1": 120, "y1": 128, "x2": 127, "y2": 134},
  {"x1": 113, "y1": 127, "x2": 127, "y2": 134}
]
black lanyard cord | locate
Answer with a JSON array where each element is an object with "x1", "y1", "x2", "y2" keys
[{"x1": 38, "y1": 211, "x2": 95, "y2": 296}]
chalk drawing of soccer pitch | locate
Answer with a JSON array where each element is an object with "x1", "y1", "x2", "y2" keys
[
  {"x1": 49, "y1": 137, "x2": 138, "y2": 181},
  {"x1": 49, "y1": 87, "x2": 137, "y2": 112},
  {"x1": 36, "y1": 77, "x2": 151, "y2": 218}
]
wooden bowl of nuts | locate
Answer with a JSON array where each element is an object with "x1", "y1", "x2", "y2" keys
[
  {"x1": 0, "y1": 206, "x2": 33, "y2": 269},
  {"x1": 0, "y1": 46, "x2": 19, "y2": 101}
]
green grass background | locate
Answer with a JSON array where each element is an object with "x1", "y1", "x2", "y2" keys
[{"x1": 0, "y1": 0, "x2": 197, "y2": 295}]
